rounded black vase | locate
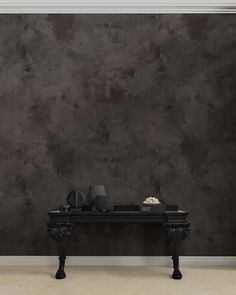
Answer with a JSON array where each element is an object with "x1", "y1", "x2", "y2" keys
[
  {"x1": 67, "y1": 191, "x2": 87, "y2": 208},
  {"x1": 94, "y1": 194, "x2": 113, "y2": 212}
]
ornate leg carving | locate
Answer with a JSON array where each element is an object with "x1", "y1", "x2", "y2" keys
[
  {"x1": 166, "y1": 223, "x2": 189, "y2": 280},
  {"x1": 48, "y1": 221, "x2": 73, "y2": 279}
]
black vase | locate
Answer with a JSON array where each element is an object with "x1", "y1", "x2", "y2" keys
[
  {"x1": 67, "y1": 191, "x2": 87, "y2": 208},
  {"x1": 87, "y1": 185, "x2": 106, "y2": 206},
  {"x1": 94, "y1": 194, "x2": 113, "y2": 212}
]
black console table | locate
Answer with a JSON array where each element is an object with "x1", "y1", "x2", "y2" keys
[{"x1": 48, "y1": 209, "x2": 190, "y2": 280}]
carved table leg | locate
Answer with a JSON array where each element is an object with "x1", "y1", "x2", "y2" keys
[
  {"x1": 165, "y1": 223, "x2": 189, "y2": 280},
  {"x1": 56, "y1": 241, "x2": 66, "y2": 279},
  {"x1": 48, "y1": 221, "x2": 73, "y2": 279},
  {"x1": 171, "y1": 234, "x2": 182, "y2": 280}
]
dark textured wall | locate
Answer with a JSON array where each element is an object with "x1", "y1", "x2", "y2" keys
[{"x1": 0, "y1": 14, "x2": 235, "y2": 255}]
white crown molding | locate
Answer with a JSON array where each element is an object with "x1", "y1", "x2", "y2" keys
[
  {"x1": 0, "y1": 1, "x2": 235, "y2": 13},
  {"x1": 0, "y1": 256, "x2": 236, "y2": 266}
]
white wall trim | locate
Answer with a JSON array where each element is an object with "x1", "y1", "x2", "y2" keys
[
  {"x1": 0, "y1": 6, "x2": 235, "y2": 13},
  {"x1": 0, "y1": 256, "x2": 235, "y2": 267},
  {"x1": 0, "y1": 1, "x2": 236, "y2": 13}
]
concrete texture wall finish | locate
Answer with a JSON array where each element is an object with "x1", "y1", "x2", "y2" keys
[{"x1": 0, "y1": 14, "x2": 235, "y2": 255}]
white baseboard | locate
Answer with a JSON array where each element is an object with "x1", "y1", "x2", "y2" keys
[
  {"x1": 0, "y1": 7, "x2": 236, "y2": 13},
  {"x1": 0, "y1": 256, "x2": 235, "y2": 267},
  {"x1": 0, "y1": 1, "x2": 236, "y2": 13}
]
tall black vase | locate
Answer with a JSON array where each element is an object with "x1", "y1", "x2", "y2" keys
[{"x1": 87, "y1": 185, "x2": 106, "y2": 206}]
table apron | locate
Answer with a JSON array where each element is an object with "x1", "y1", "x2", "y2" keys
[{"x1": 70, "y1": 216, "x2": 167, "y2": 223}]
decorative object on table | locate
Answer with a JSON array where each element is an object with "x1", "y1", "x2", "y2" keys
[
  {"x1": 143, "y1": 196, "x2": 161, "y2": 204},
  {"x1": 60, "y1": 204, "x2": 71, "y2": 212},
  {"x1": 67, "y1": 190, "x2": 87, "y2": 208},
  {"x1": 87, "y1": 184, "x2": 106, "y2": 206},
  {"x1": 81, "y1": 205, "x2": 92, "y2": 211},
  {"x1": 141, "y1": 196, "x2": 165, "y2": 212},
  {"x1": 70, "y1": 208, "x2": 83, "y2": 213},
  {"x1": 165, "y1": 204, "x2": 178, "y2": 211},
  {"x1": 93, "y1": 194, "x2": 114, "y2": 212}
]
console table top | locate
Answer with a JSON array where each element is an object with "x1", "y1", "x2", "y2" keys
[
  {"x1": 49, "y1": 210, "x2": 188, "y2": 216},
  {"x1": 48, "y1": 209, "x2": 189, "y2": 223}
]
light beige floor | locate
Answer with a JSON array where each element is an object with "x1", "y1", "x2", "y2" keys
[{"x1": 0, "y1": 266, "x2": 235, "y2": 295}]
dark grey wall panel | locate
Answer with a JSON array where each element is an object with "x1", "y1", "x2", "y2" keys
[{"x1": 0, "y1": 14, "x2": 235, "y2": 255}]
